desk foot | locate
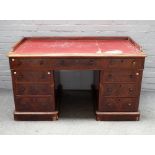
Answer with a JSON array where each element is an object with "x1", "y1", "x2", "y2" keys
[
  {"x1": 96, "y1": 111, "x2": 140, "y2": 121},
  {"x1": 14, "y1": 111, "x2": 59, "y2": 121}
]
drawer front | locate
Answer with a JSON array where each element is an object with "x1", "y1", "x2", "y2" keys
[
  {"x1": 98, "y1": 97, "x2": 138, "y2": 112},
  {"x1": 15, "y1": 84, "x2": 53, "y2": 95},
  {"x1": 100, "y1": 70, "x2": 142, "y2": 83},
  {"x1": 100, "y1": 83, "x2": 138, "y2": 97},
  {"x1": 51, "y1": 58, "x2": 98, "y2": 69},
  {"x1": 10, "y1": 58, "x2": 105, "y2": 70},
  {"x1": 12, "y1": 70, "x2": 53, "y2": 82},
  {"x1": 15, "y1": 96, "x2": 55, "y2": 112},
  {"x1": 105, "y1": 58, "x2": 144, "y2": 69},
  {"x1": 10, "y1": 58, "x2": 51, "y2": 69}
]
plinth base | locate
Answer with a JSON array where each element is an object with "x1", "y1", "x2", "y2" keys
[
  {"x1": 14, "y1": 111, "x2": 59, "y2": 121},
  {"x1": 96, "y1": 111, "x2": 140, "y2": 121}
]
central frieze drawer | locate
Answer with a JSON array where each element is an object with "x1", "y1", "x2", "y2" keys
[{"x1": 50, "y1": 58, "x2": 98, "y2": 69}]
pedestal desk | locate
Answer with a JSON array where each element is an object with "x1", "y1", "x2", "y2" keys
[{"x1": 8, "y1": 37, "x2": 146, "y2": 121}]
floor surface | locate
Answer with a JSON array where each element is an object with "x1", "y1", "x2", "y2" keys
[{"x1": 0, "y1": 89, "x2": 155, "y2": 135}]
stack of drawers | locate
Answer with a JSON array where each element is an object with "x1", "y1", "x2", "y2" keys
[
  {"x1": 9, "y1": 58, "x2": 58, "y2": 120},
  {"x1": 97, "y1": 58, "x2": 145, "y2": 121}
]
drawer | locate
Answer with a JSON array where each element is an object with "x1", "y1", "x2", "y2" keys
[
  {"x1": 15, "y1": 96, "x2": 55, "y2": 112},
  {"x1": 15, "y1": 83, "x2": 53, "y2": 95},
  {"x1": 50, "y1": 58, "x2": 102, "y2": 70},
  {"x1": 100, "y1": 83, "x2": 138, "y2": 97},
  {"x1": 98, "y1": 97, "x2": 138, "y2": 112},
  {"x1": 105, "y1": 58, "x2": 144, "y2": 69},
  {"x1": 12, "y1": 70, "x2": 53, "y2": 82},
  {"x1": 51, "y1": 58, "x2": 96, "y2": 66},
  {"x1": 10, "y1": 58, "x2": 51, "y2": 69},
  {"x1": 100, "y1": 70, "x2": 142, "y2": 83}
]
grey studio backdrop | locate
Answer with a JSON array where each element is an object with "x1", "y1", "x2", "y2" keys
[{"x1": 0, "y1": 20, "x2": 154, "y2": 91}]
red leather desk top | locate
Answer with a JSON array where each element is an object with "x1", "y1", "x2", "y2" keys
[{"x1": 8, "y1": 37, "x2": 146, "y2": 57}]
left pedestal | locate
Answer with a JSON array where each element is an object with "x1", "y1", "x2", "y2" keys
[{"x1": 10, "y1": 58, "x2": 58, "y2": 121}]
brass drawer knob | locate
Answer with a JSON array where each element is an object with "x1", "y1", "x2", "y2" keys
[
  {"x1": 12, "y1": 58, "x2": 15, "y2": 61},
  {"x1": 14, "y1": 72, "x2": 16, "y2": 75},
  {"x1": 136, "y1": 72, "x2": 139, "y2": 76},
  {"x1": 47, "y1": 72, "x2": 51, "y2": 75}
]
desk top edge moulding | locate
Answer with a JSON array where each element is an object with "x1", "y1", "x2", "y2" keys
[
  {"x1": 8, "y1": 36, "x2": 146, "y2": 121},
  {"x1": 7, "y1": 36, "x2": 146, "y2": 58}
]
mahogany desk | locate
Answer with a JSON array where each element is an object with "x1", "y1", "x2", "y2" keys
[{"x1": 8, "y1": 37, "x2": 146, "y2": 121}]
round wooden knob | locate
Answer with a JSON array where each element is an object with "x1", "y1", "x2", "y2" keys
[
  {"x1": 14, "y1": 72, "x2": 16, "y2": 74},
  {"x1": 128, "y1": 103, "x2": 132, "y2": 106},
  {"x1": 60, "y1": 60, "x2": 65, "y2": 65},
  {"x1": 12, "y1": 58, "x2": 15, "y2": 61},
  {"x1": 129, "y1": 88, "x2": 133, "y2": 92},
  {"x1": 89, "y1": 60, "x2": 94, "y2": 65},
  {"x1": 75, "y1": 60, "x2": 79, "y2": 63},
  {"x1": 47, "y1": 72, "x2": 51, "y2": 75},
  {"x1": 17, "y1": 61, "x2": 22, "y2": 66},
  {"x1": 40, "y1": 60, "x2": 44, "y2": 65},
  {"x1": 132, "y1": 61, "x2": 136, "y2": 65},
  {"x1": 18, "y1": 74, "x2": 23, "y2": 80},
  {"x1": 107, "y1": 103, "x2": 111, "y2": 106},
  {"x1": 19, "y1": 87, "x2": 25, "y2": 93},
  {"x1": 136, "y1": 73, "x2": 139, "y2": 76},
  {"x1": 108, "y1": 74, "x2": 112, "y2": 78},
  {"x1": 107, "y1": 88, "x2": 112, "y2": 92}
]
